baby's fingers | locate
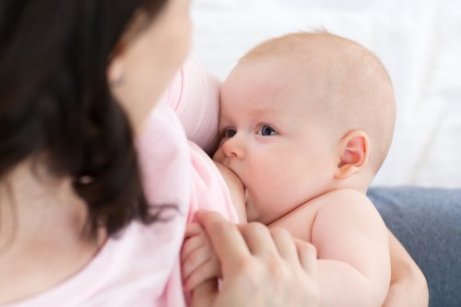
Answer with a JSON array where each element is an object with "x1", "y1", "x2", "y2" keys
[
  {"x1": 181, "y1": 233, "x2": 205, "y2": 263},
  {"x1": 185, "y1": 223, "x2": 205, "y2": 238},
  {"x1": 182, "y1": 239, "x2": 214, "y2": 282},
  {"x1": 185, "y1": 258, "x2": 220, "y2": 291}
]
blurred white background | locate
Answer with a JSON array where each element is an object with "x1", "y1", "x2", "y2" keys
[{"x1": 191, "y1": 0, "x2": 461, "y2": 188}]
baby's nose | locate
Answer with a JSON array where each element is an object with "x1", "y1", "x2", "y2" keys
[{"x1": 219, "y1": 135, "x2": 246, "y2": 160}]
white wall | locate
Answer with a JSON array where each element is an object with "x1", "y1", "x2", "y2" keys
[{"x1": 191, "y1": 0, "x2": 461, "y2": 187}]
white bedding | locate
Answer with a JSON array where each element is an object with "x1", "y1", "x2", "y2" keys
[{"x1": 191, "y1": 0, "x2": 461, "y2": 188}]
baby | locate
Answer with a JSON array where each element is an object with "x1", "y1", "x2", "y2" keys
[{"x1": 182, "y1": 32, "x2": 396, "y2": 307}]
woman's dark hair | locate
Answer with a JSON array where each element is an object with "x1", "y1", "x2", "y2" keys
[{"x1": 0, "y1": 0, "x2": 172, "y2": 238}]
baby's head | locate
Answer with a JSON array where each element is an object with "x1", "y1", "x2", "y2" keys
[{"x1": 214, "y1": 32, "x2": 395, "y2": 224}]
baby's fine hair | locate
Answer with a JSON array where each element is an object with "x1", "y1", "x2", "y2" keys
[{"x1": 241, "y1": 31, "x2": 396, "y2": 173}]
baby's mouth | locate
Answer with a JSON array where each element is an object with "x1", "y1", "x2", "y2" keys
[{"x1": 227, "y1": 166, "x2": 248, "y2": 204}]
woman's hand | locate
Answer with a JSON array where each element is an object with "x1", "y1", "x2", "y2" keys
[
  {"x1": 382, "y1": 231, "x2": 429, "y2": 307},
  {"x1": 190, "y1": 210, "x2": 320, "y2": 307}
]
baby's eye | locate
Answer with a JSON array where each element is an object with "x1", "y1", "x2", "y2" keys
[
  {"x1": 258, "y1": 125, "x2": 278, "y2": 136},
  {"x1": 222, "y1": 128, "x2": 237, "y2": 138}
]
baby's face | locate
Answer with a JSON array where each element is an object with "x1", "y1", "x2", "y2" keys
[{"x1": 213, "y1": 57, "x2": 338, "y2": 224}]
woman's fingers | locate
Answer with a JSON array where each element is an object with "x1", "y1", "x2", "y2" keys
[
  {"x1": 194, "y1": 210, "x2": 321, "y2": 307},
  {"x1": 294, "y1": 238, "x2": 318, "y2": 275},
  {"x1": 238, "y1": 222, "x2": 278, "y2": 256},
  {"x1": 270, "y1": 227, "x2": 299, "y2": 263}
]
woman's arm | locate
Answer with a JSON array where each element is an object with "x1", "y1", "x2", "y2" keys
[{"x1": 383, "y1": 230, "x2": 429, "y2": 307}]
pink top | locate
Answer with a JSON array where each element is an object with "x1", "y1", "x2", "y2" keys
[{"x1": 6, "y1": 58, "x2": 238, "y2": 307}]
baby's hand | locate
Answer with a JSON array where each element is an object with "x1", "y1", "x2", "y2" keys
[{"x1": 181, "y1": 223, "x2": 221, "y2": 291}]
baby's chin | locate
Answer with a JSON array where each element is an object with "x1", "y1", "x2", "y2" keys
[
  {"x1": 244, "y1": 194, "x2": 261, "y2": 223},
  {"x1": 245, "y1": 197, "x2": 279, "y2": 225}
]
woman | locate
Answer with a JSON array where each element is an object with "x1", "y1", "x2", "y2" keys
[{"x1": 0, "y1": 0, "x2": 426, "y2": 306}]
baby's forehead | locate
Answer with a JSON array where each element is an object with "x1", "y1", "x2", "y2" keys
[{"x1": 228, "y1": 62, "x2": 330, "y2": 121}]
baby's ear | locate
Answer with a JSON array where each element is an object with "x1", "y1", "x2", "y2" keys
[{"x1": 335, "y1": 130, "x2": 369, "y2": 180}]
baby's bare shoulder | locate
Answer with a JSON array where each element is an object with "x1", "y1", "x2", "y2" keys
[
  {"x1": 313, "y1": 188, "x2": 380, "y2": 222},
  {"x1": 312, "y1": 188, "x2": 388, "y2": 249},
  {"x1": 315, "y1": 188, "x2": 373, "y2": 208}
]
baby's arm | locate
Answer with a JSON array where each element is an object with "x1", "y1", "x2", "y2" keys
[
  {"x1": 181, "y1": 223, "x2": 221, "y2": 291},
  {"x1": 312, "y1": 189, "x2": 390, "y2": 307}
]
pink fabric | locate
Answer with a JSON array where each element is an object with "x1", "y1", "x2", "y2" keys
[
  {"x1": 6, "y1": 60, "x2": 237, "y2": 306},
  {"x1": 160, "y1": 57, "x2": 221, "y2": 154}
]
